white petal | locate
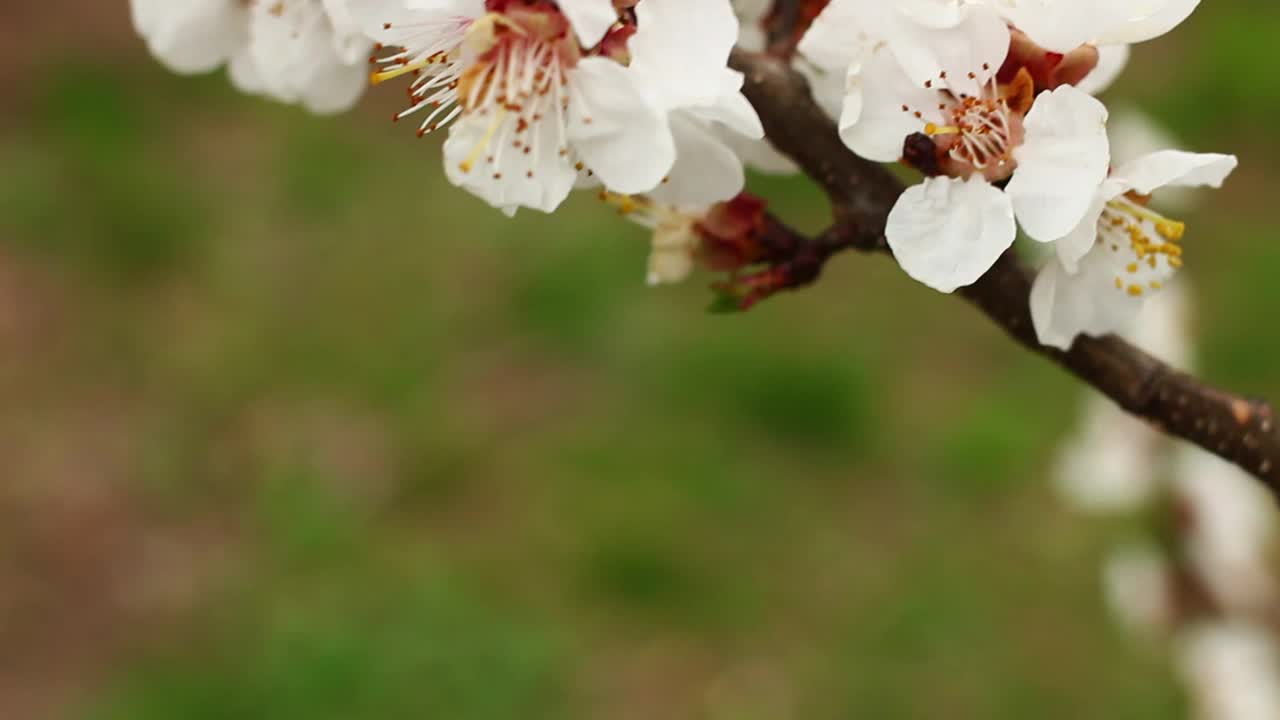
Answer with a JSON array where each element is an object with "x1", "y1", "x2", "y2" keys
[
  {"x1": 798, "y1": 0, "x2": 891, "y2": 71},
  {"x1": 1055, "y1": 179, "x2": 1126, "y2": 272},
  {"x1": 1008, "y1": 85, "x2": 1111, "y2": 242},
  {"x1": 131, "y1": 0, "x2": 248, "y2": 74},
  {"x1": 1031, "y1": 252, "x2": 1143, "y2": 350},
  {"x1": 998, "y1": 0, "x2": 1136, "y2": 53},
  {"x1": 628, "y1": 0, "x2": 739, "y2": 110},
  {"x1": 1100, "y1": 0, "x2": 1201, "y2": 46},
  {"x1": 886, "y1": 176, "x2": 1017, "y2": 293},
  {"x1": 567, "y1": 58, "x2": 675, "y2": 195},
  {"x1": 556, "y1": 0, "x2": 618, "y2": 49},
  {"x1": 321, "y1": 0, "x2": 375, "y2": 65},
  {"x1": 723, "y1": 134, "x2": 797, "y2": 175},
  {"x1": 297, "y1": 62, "x2": 367, "y2": 114},
  {"x1": 839, "y1": 49, "x2": 943, "y2": 163},
  {"x1": 734, "y1": 0, "x2": 772, "y2": 52},
  {"x1": 837, "y1": 74, "x2": 865, "y2": 138},
  {"x1": 799, "y1": 61, "x2": 847, "y2": 121},
  {"x1": 689, "y1": 79, "x2": 785, "y2": 173},
  {"x1": 228, "y1": 48, "x2": 266, "y2": 95},
  {"x1": 246, "y1": 1, "x2": 369, "y2": 113},
  {"x1": 896, "y1": 0, "x2": 971, "y2": 28},
  {"x1": 349, "y1": 0, "x2": 481, "y2": 45},
  {"x1": 888, "y1": 4, "x2": 1010, "y2": 98},
  {"x1": 1114, "y1": 151, "x2": 1239, "y2": 195},
  {"x1": 443, "y1": 111, "x2": 577, "y2": 213},
  {"x1": 646, "y1": 114, "x2": 746, "y2": 207},
  {"x1": 680, "y1": 71, "x2": 764, "y2": 140},
  {"x1": 1075, "y1": 44, "x2": 1130, "y2": 96}
]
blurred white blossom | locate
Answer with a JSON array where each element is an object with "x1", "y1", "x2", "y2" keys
[
  {"x1": 1054, "y1": 280, "x2": 1191, "y2": 510},
  {"x1": 1103, "y1": 542, "x2": 1175, "y2": 638},
  {"x1": 130, "y1": 0, "x2": 371, "y2": 114},
  {"x1": 1175, "y1": 448, "x2": 1279, "y2": 614},
  {"x1": 1179, "y1": 622, "x2": 1280, "y2": 720}
]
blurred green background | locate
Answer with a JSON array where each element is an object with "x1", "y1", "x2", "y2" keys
[{"x1": 0, "y1": 2, "x2": 1275, "y2": 718}]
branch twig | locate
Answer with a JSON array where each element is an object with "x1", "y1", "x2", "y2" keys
[
  {"x1": 764, "y1": 0, "x2": 803, "y2": 56},
  {"x1": 730, "y1": 48, "x2": 1280, "y2": 494}
]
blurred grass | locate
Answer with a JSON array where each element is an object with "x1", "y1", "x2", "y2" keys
[{"x1": 3, "y1": 3, "x2": 1278, "y2": 717}]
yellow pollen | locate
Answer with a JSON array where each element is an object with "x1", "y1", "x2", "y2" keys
[
  {"x1": 1122, "y1": 202, "x2": 1187, "y2": 241},
  {"x1": 1156, "y1": 219, "x2": 1186, "y2": 242},
  {"x1": 924, "y1": 122, "x2": 960, "y2": 136},
  {"x1": 1105, "y1": 198, "x2": 1190, "y2": 285}
]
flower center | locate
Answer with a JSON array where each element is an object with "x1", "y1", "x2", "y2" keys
[
  {"x1": 454, "y1": 27, "x2": 573, "y2": 176},
  {"x1": 370, "y1": 7, "x2": 588, "y2": 181},
  {"x1": 924, "y1": 85, "x2": 1016, "y2": 173},
  {"x1": 1099, "y1": 195, "x2": 1187, "y2": 297},
  {"x1": 903, "y1": 67, "x2": 1033, "y2": 182}
]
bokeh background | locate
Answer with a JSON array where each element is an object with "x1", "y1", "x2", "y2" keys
[{"x1": 1, "y1": 2, "x2": 1277, "y2": 718}]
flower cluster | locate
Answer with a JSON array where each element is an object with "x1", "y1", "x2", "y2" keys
[
  {"x1": 131, "y1": 0, "x2": 1238, "y2": 350},
  {"x1": 356, "y1": 0, "x2": 765, "y2": 215},
  {"x1": 799, "y1": 0, "x2": 1236, "y2": 348}
]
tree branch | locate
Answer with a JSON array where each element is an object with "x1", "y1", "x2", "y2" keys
[{"x1": 730, "y1": 48, "x2": 1280, "y2": 495}]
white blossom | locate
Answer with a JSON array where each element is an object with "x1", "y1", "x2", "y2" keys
[
  {"x1": 357, "y1": 0, "x2": 763, "y2": 214},
  {"x1": 1030, "y1": 150, "x2": 1236, "y2": 350},
  {"x1": 130, "y1": 0, "x2": 371, "y2": 114},
  {"x1": 1178, "y1": 622, "x2": 1280, "y2": 720},
  {"x1": 1175, "y1": 448, "x2": 1279, "y2": 614},
  {"x1": 813, "y1": 3, "x2": 1111, "y2": 293},
  {"x1": 1103, "y1": 543, "x2": 1175, "y2": 638}
]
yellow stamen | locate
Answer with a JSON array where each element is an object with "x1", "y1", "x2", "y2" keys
[
  {"x1": 1123, "y1": 202, "x2": 1187, "y2": 242},
  {"x1": 371, "y1": 59, "x2": 431, "y2": 86},
  {"x1": 458, "y1": 108, "x2": 507, "y2": 174},
  {"x1": 1156, "y1": 219, "x2": 1186, "y2": 242},
  {"x1": 598, "y1": 191, "x2": 649, "y2": 216}
]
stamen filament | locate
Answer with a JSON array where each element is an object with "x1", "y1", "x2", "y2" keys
[
  {"x1": 372, "y1": 60, "x2": 431, "y2": 85},
  {"x1": 459, "y1": 107, "x2": 508, "y2": 173}
]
